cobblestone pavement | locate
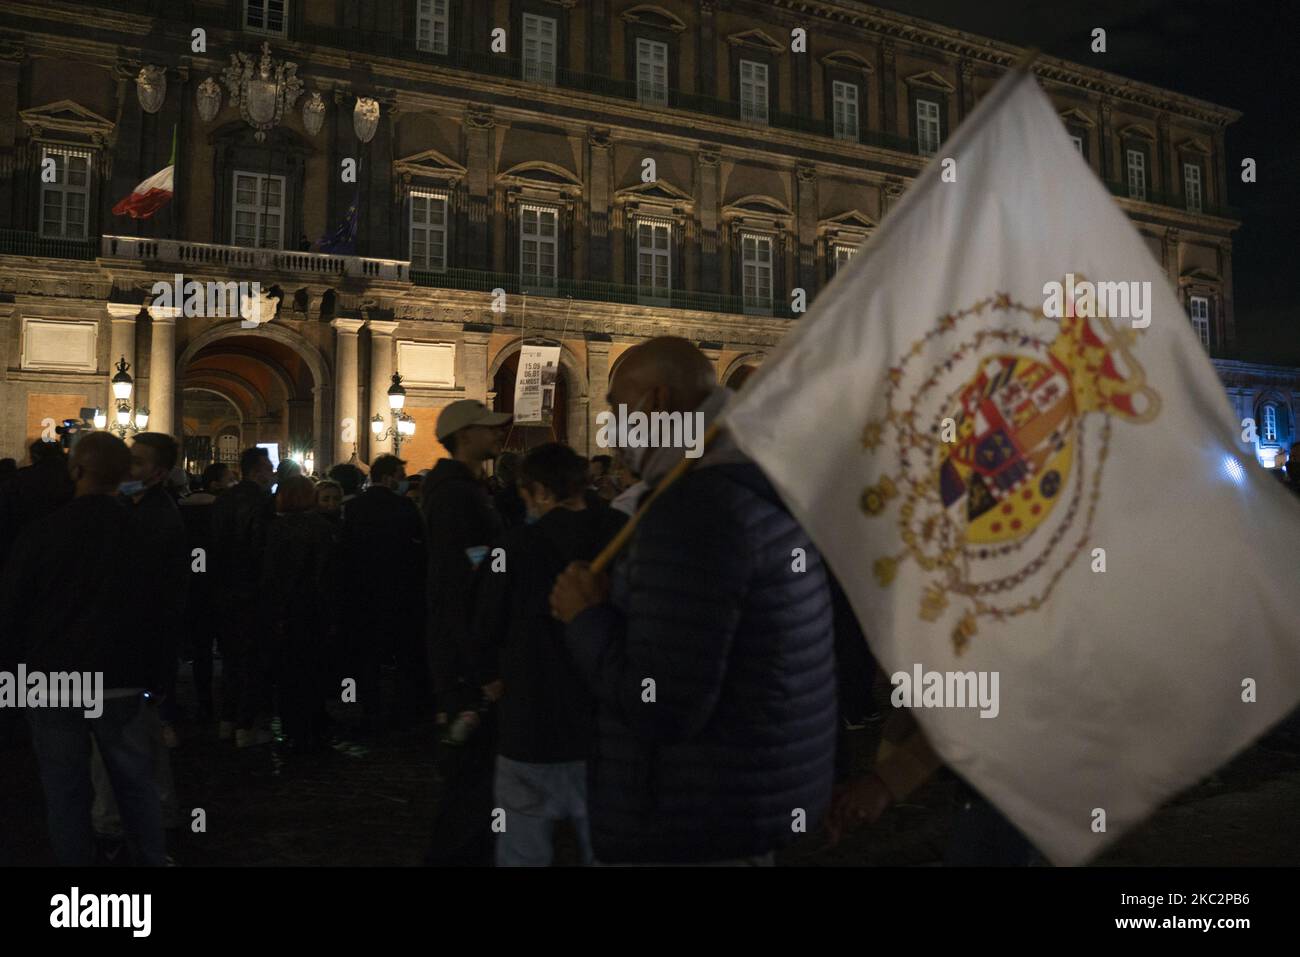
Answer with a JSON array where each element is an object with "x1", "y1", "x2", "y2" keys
[{"x1": 4, "y1": 664, "x2": 1299, "y2": 867}]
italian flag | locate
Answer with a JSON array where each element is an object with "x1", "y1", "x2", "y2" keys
[{"x1": 112, "y1": 127, "x2": 176, "y2": 219}]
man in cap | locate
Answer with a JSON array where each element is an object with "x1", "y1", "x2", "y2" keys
[{"x1": 420, "y1": 399, "x2": 509, "y2": 864}]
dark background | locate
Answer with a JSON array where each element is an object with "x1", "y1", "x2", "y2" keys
[{"x1": 870, "y1": 0, "x2": 1298, "y2": 363}]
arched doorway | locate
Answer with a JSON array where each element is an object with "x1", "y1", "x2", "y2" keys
[
  {"x1": 725, "y1": 363, "x2": 759, "y2": 390},
  {"x1": 492, "y1": 350, "x2": 569, "y2": 451},
  {"x1": 178, "y1": 323, "x2": 328, "y2": 473}
]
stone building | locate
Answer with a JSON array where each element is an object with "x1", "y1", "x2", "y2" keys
[{"x1": 0, "y1": 0, "x2": 1257, "y2": 472}]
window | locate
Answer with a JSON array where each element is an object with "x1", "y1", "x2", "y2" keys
[
  {"x1": 739, "y1": 60, "x2": 769, "y2": 124},
  {"x1": 1184, "y1": 162, "x2": 1203, "y2": 213},
  {"x1": 520, "y1": 204, "x2": 558, "y2": 293},
  {"x1": 1126, "y1": 149, "x2": 1147, "y2": 201},
  {"x1": 741, "y1": 233, "x2": 773, "y2": 311},
  {"x1": 916, "y1": 99, "x2": 941, "y2": 157},
  {"x1": 523, "y1": 13, "x2": 557, "y2": 86},
  {"x1": 244, "y1": 0, "x2": 287, "y2": 36},
  {"x1": 833, "y1": 242, "x2": 858, "y2": 275},
  {"x1": 1070, "y1": 134, "x2": 1084, "y2": 154},
  {"x1": 232, "y1": 171, "x2": 285, "y2": 249},
  {"x1": 416, "y1": 0, "x2": 449, "y2": 55},
  {"x1": 637, "y1": 38, "x2": 668, "y2": 106},
  {"x1": 1189, "y1": 295, "x2": 1210, "y2": 348},
  {"x1": 832, "y1": 81, "x2": 859, "y2": 141},
  {"x1": 410, "y1": 191, "x2": 448, "y2": 272},
  {"x1": 1263, "y1": 404, "x2": 1279, "y2": 443},
  {"x1": 217, "y1": 434, "x2": 239, "y2": 465},
  {"x1": 636, "y1": 219, "x2": 672, "y2": 303},
  {"x1": 40, "y1": 147, "x2": 91, "y2": 240}
]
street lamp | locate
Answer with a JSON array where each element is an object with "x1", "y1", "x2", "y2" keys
[
  {"x1": 370, "y1": 372, "x2": 415, "y2": 456},
  {"x1": 96, "y1": 356, "x2": 149, "y2": 438}
]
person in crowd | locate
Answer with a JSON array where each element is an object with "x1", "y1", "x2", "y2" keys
[
  {"x1": 491, "y1": 451, "x2": 526, "y2": 531},
  {"x1": 340, "y1": 454, "x2": 426, "y2": 732},
  {"x1": 421, "y1": 399, "x2": 508, "y2": 866},
  {"x1": 405, "y1": 471, "x2": 424, "y2": 509},
  {"x1": 0, "y1": 433, "x2": 167, "y2": 865},
  {"x1": 549, "y1": 336, "x2": 838, "y2": 865},
  {"x1": 587, "y1": 454, "x2": 621, "y2": 503},
  {"x1": 275, "y1": 457, "x2": 303, "y2": 490},
  {"x1": 177, "y1": 462, "x2": 233, "y2": 723},
  {"x1": 262, "y1": 475, "x2": 342, "y2": 753},
  {"x1": 473, "y1": 443, "x2": 627, "y2": 865},
  {"x1": 327, "y1": 462, "x2": 365, "y2": 507},
  {"x1": 0, "y1": 457, "x2": 17, "y2": 484},
  {"x1": 315, "y1": 479, "x2": 344, "y2": 524},
  {"x1": 0, "y1": 439, "x2": 74, "y2": 572},
  {"x1": 210, "y1": 447, "x2": 276, "y2": 748}
]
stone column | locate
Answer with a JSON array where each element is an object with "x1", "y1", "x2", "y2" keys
[
  {"x1": 1156, "y1": 113, "x2": 1171, "y2": 197},
  {"x1": 368, "y1": 320, "x2": 400, "y2": 458},
  {"x1": 881, "y1": 42, "x2": 897, "y2": 136},
  {"x1": 331, "y1": 317, "x2": 365, "y2": 464},
  {"x1": 1164, "y1": 228, "x2": 1180, "y2": 287},
  {"x1": 795, "y1": 164, "x2": 819, "y2": 297},
  {"x1": 1098, "y1": 99, "x2": 1113, "y2": 183},
  {"x1": 1219, "y1": 240, "x2": 1236, "y2": 350},
  {"x1": 145, "y1": 305, "x2": 179, "y2": 436},
  {"x1": 465, "y1": 108, "x2": 495, "y2": 271},
  {"x1": 105, "y1": 304, "x2": 140, "y2": 414},
  {"x1": 698, "y1": 147, "x2": 721, "y2": 294},
  {"x1": 586, "y1": 339, "x2": 611, "y2": 457},
  {"x1": 461, "y1": 330, "x2": 491, "y2": 403},
  {"x1": 587, "y1": 128, "x2": 613, "y2": 282}
]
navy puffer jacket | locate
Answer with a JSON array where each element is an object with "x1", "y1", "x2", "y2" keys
[{"x1": 565, "y1": 460, "x2": 837, "y2": 863}]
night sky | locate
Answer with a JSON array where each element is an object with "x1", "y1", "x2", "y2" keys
[{"x1": 867, "y1": 0, "x2": 1299, "y2": 364}]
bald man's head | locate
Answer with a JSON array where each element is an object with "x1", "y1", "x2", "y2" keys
[
  {"x1": 608, "y1": 337, "x2": 716, "y2": 415},
  {"x1": 69, "y1": 432, "x2": 131, "y2": 495}
]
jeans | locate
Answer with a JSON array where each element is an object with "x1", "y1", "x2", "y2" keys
[
  {"x1": 494, "y1": 756, "x2": 592, "y2": 867},
  {"x1": 91, "y1": 704, "x2": 181, "y2": 834},
  {"x1": 27, "y1": 694, "x2": 165, "y2": 866}
]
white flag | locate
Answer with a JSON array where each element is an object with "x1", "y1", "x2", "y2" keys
[{"x1": 722, "y1": 69, "x2": 1300, "y2": 865}]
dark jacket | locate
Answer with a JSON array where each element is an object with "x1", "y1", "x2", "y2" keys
[
  {"x1": 126, "y1": 483, "x2": 190, "y2": 669},
  {"x1": 341, "y1": 485, "x2": 425, "y2": 631},
  {"x1": 492, "y1": 483, "x2": 526, "y2": 532},
  {"x1": 565, "y1": 461, "x2": 837, "y2": 863},
  {"x1": 262, "y1": 509, "x2": 342, "y2": 636},
  {"x1": 209, "y1": 479, "x2": 274, "y2": 603},
  {"x1": 422, "y1": 459, "x2": 502, "y2": 710},
  {"x1": 0, "y1": 495, "x2": 166, "y2": 690},
  {"x1": 0, "y1": 455, "x2": 74, "y2": 573},
  {"x1": 473, "y1": 505, "x2": 627, "y2": 763}
]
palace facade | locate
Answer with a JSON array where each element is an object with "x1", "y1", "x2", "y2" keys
[{"x1": 1, "y1": 0, "x2": 1281, "y2": 472}]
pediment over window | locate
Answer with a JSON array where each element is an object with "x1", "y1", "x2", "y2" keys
[
  {"x1": 903, "y1": 71, "x2": 955, "y2": 92},
  {"x1": 722, "y1": 194, "x2": 793, "y2": 228},
  {"x1": 818, "y1": 209, "x2": 877, "y2": 235},
  {"x1": 725, "y1": 29, "x2": 784, "y2": 53},
  {"x1": 499, "y1": 161, "x2": 582, "y2": 187},
  {"x1": 20, "y1": 100, "x2": 115, "y2": 145},
  {"x1": 1119, "y1": 123, "x2": 1156, "y2": 141},
  {"x1": 615, "y1": 179, "x2": 694, "y2": 206},
  {"x1": 620, "y1": 4, "x2": 687, "y2": 32},
  {"x1": 1176, "y1": 138, "x2": 1212, "y2": 155},
  {"x1": 1058, "y1": 108, "x2": 1095, "y2": 128},
  {"x1": 820, "y1": 50, "x2": 874, "y2": 74},
  {"x1": 1180, "y1": 266, "x2": 1221, "y2": 284},
  {"x1": 394, "y1": 148, "x2": 468, "y2": 183}
]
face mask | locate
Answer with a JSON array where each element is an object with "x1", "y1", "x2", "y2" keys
[
  {"x1": 396, "y1": 479, "x2": 411, "y2": 495},
  {"x1": 118, "y1": 479, "x2": 147, "y2": 497}
]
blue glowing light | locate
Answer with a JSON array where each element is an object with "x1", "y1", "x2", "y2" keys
[{"x1": 1221, "y1": 455, "x2": 1246, "y2": 486}]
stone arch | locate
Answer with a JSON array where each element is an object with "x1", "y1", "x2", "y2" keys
[
  {"x1": 487, "y1": 337, "x2": 590, "y2": 452},
  {"x1": 720, "y1": 351, "x2": 766, "y2": 389},
  {"x1": 177, "y1": 319, "x2": 333, "y2": 462}
]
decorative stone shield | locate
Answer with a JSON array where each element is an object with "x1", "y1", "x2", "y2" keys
[
  {"x1": 196, "y1": 77, "x2": 223, "y2": 123},
  {"x1": 136, "y1": 65, "x2": 166, "y2": 114},
  {"x1": 353, "y1": 96, "x2": 380, "y2": 143},
  {"x1": 302, "y1": 91, "x2": 326, "y2": 136},
  {"x1": 223, "y1": 42, "x2": 303, "y2": 143}
]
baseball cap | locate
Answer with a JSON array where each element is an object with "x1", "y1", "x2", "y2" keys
[{"x1": 436, "y1": 399, "x2": 511, "y2": 440}]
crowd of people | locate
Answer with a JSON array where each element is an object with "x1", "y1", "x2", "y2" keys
[{"x1": 14, "y1": 335, "x2": 1291, "y2": 868}]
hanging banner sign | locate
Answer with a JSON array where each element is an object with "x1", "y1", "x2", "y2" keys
[{"x1": 514, "y1": 344, "x2": 561, "y2": 425}]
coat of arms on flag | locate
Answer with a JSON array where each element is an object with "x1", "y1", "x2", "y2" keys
[{"x1": 859, "y1": 286, "x2": 1160, "y2": 654}]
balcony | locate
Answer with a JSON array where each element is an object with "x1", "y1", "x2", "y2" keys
[
  {"x1": 1104, "y1": 181, "x2": 1240, "y2": 220},
  {"x1": 411, "y1": 268, "x2": 797, "y2": 320},
  {"x1": 0, "y1": 229, "x2": 96, "y2": 261},
  {"x1": 99, "y1": 235, "x2": 410, "y2": 282}
]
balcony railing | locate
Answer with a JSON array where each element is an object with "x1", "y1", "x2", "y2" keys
[
  {"x1": 0, "y1": 229, "x2": 97, "y2": 261},
  {"x1": 100, "y1": 235, "x2": 410, "y2": 281},
  {"x1": 412, "y1": 268, "x2": 797, "y2": 319},
  {"x1": 1104, "y1": 180, "x2": 1240, "y2": 220}
]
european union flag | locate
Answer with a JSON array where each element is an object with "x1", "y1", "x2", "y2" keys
[{"x1": 318, "y1": 190, "x2": 359, "y2": 254}]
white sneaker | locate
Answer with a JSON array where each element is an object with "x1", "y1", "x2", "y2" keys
[
  {"x1": 235, "y1": 728, "x2": 273, "y2": 749},
  {"x1": 218, "y1": 721, "x2": 235, "y2": 741}
]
